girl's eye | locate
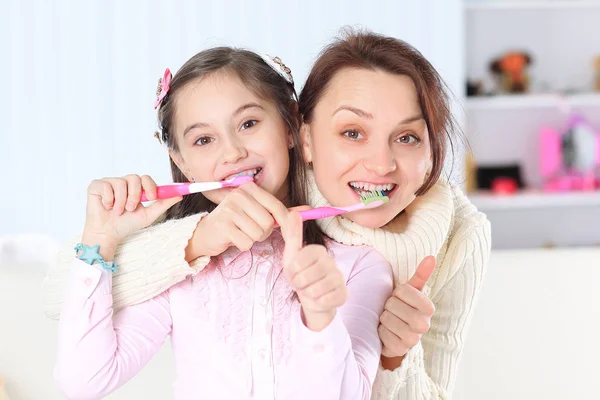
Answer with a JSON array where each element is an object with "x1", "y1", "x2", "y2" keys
[
  {"x1": 241, "y1": 120, "x2": 258, "y2": 130},
  {"x1": 397, "y1": 134, "x2": 420, "y2": 144},
  {"x1": 195, "y1": 136, "x2": 214, "y2": 146},
  {"x1": 343, "y1": 129, "x2": 364, "y2": 140}
]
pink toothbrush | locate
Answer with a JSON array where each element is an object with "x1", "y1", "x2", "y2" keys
[
  {"x1": 275, "y1": 191, "x2": 389, "y2": 226},
  {"x1": 140, "y1": 175, "x2": 253, "y2": 202}
]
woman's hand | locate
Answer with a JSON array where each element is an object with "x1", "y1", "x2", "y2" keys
[
  {"x1": 379, "y1": 256, "x2": 436, "y2": 370},
  {"x1": 189, "y1": 182, "x2": 289, "y2": 257}
]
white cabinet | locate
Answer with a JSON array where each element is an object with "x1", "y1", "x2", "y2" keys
[{"x1": 464, "y1": 0, "x2": 600, "y2": 248}]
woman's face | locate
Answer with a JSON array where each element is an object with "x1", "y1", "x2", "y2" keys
[
  {"x1": 170, "y1": 72, "x2": 292, "y2": 205},
  {"x1": 303, "y1": 68, "x2": 431, "y2": 228}
]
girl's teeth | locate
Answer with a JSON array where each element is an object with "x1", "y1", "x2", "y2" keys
[{"x1": 231, "y1": 168, "x2": 261, "y2": 179}]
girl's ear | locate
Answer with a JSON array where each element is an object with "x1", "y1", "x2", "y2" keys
[
  {"x1": 300, "y1": 123, "x2": 313, "y2": 164},
  {"x1": 169, "y1": 150, "x2": 193, "y2": 182}
]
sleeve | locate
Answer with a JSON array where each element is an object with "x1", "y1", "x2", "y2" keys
[
  {"x1": 371, "y1": 221, "x2": 491, "y2": 400},
  {"x1": 280, "y1": 247, "x2": 394, "y2": 400},
  {"x1": 54, "y1": 259, "x2": 173, "y2": 400},
  {"x1": 42, "y1": 212, "x2": 210, "y2": 320}
]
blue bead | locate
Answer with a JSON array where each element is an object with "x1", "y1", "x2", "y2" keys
[{"x1": 76, "y1": 244, "x2": 103, "y2": 265}]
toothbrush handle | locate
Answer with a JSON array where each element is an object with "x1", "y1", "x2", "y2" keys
[
  {"x1": 273, "y1": 206, "x2": 346, "y2": 227},
  {"x1": 297, "y1": 207, "x2": 347, "y2": 221},
  {"x1": 140, "y1": 184, "x2": 190, "y2": 202}
]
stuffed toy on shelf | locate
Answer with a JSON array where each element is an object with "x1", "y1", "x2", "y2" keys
[{"x1": 489, "y1": 51, "x2": 533, "y2": 94}]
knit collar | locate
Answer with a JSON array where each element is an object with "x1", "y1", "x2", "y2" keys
[{"x1": 306, "y1": 170, "x2": 454, "y2": 283}]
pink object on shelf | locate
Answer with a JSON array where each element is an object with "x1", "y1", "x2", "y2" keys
[
  {"x1": 491, "y1": 177, "x2": 518, "y2": 195},
  {"x1": 539, "y1": 114, "x2": 600, "y2": 192},
  {"x1": 539, "y1": 126, "x2": 561, "y2": 181}
]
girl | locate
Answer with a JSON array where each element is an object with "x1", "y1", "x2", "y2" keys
[
  {"x1": 46, "y1": 30, "x2": 491, "y2": 399},
  {"x1": 53, "y1": 47, "x2": 392, "y2": 400}
]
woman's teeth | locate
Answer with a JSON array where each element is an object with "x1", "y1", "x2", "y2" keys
[
  {"x1": 349, "y1": 181, "x2": 396, "y2": 194},
  {"x1": 227, "y1": 167, "x2": 262, "y2": 180}
]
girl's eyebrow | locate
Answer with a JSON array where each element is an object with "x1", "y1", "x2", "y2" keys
[
  {"x1": 183, "y1": 103, "x2": 264, "y2": 137},
  {"x1": 232, "y1": 102, "x2": 264, "y2": 118},
  {"x1": 183, "y1": 122, "x2": 209, "y2": 137}
]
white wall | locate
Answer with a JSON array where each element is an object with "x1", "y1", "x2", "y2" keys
[{"x1": 1, "y1": 0, "x2": 464, "y2": 242}]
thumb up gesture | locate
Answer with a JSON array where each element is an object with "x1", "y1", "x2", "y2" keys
[{"x1": 281, "y1": 212, "x2": 348, "y2": 331}]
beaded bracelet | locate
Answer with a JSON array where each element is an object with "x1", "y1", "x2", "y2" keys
[{"x1": 74, "y1": 243, "x2": 117, "y2": 273}]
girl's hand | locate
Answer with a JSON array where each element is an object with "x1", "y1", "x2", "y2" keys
[
  {"x1": 82, "y1": 175, "x2": 182, "y2": 259},
  {"x1": 191, "y1": 182, "x2": 289, "y2": 257},
  {"x1": 281, "y1": 211, "x2": 348, "y2": 332},
  {"x1": 379, "y1": 256, "x2": 436, "y2": 368}
]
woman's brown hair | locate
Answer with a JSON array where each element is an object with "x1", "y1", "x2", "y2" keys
[
  {"x1": 156, "y1": 47, "x2": 323, "y2": 246},
  {"x1": 299, "y1": 28, "x2": 463, "y2": 196}
]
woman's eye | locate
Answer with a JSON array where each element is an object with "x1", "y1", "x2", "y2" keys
[
  {"x1": 397, "y1": 134, "x2": 420, "y2": 144},
  {"x1": 195, "y1": 136, "x2": 214, "y2": 146},
  {"x1": 343, "y1": 129, "x2": 364, "y2": 140},
  {"x1": 241, "y1": 120, "x2": 258, "y2": 130}
]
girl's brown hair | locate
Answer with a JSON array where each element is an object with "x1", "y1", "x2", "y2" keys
[
  {"x1": 156, "y1": 47, "x2": 323, "y2": 246},
  {"x1": 299, "y1": 29, "x2": 463, "y2": 196}
]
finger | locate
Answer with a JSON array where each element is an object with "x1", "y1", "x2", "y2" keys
[
  {"x1": 291, "y1": 264, "x2": 334, "y2": 292},
  {"x1": 393, "y1": 285, "x2": 436, "y2": 316},
  {"x1": 317, "y1": 286, "x2": 347, "y2": 308},
  {"x1": 407, "y1": 255, "x2": 436, "y2": 291},
  {"x1": 302, "y1": 274, "x2": 345, "y2": 301},
  {"x1": 282, "y1": 211, "x2": 303, "y2": 269},
  {"x1": 378, "y1": 325, "x2": 409, "y2": 358},
  {"x1": 108, "y1": 178, "x2": 128, "y2": 216},
  {"x1": 288, "y1": 245, "x2": 324, "y2": 279},
  {"x1": 379, "y1": 312, "x2": 420, "y2": 347},
  {"x1": 140, "y1": 175, "x2": 158, "y2": 201},
  {"x1": 87, "y1": 180, "x2": 113, "y2": 210},
  {"x1": 124, "y1": 175, "x2": 143, "y2": 212},
  {"x1": 232, "y1": 212, "x2": 267, "y2": 243},
  {"x1": 228, "y1": 227, "x2": 255, "y2": 252},
  {"x1": 289, "y1": 205, "x2": 312, "y2": 212},
  {"x1": 145, "y1": 196, "x2": 183, "y2": 222},
  {"x1": 235, "y1": 194, "x2": 276, "y2": 240},
  {"x1": 384, "y1": 296, "x2": 430, "y2": 333},
  {"x1": 238, "y1": 182, "x2": 290, "y2": 228},
  {"x1": 380, "y1": 308, "x2": 411, "y2": 337}
]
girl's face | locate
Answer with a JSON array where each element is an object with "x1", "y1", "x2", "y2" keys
[
  {"x1": 303, "y1": 68, "x2": 432, "y2": 229},
  {"x1": 170, "y1": 72, "x2": 292, "y2": 205}
]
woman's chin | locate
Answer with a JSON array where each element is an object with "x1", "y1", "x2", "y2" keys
[{"x1": 345, "y1": 209, "x2": 394, "y2": 229}]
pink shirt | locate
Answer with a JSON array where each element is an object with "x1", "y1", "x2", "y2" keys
[{"x1": 55, "y1": 231, "x2": 393, "y2": 400}]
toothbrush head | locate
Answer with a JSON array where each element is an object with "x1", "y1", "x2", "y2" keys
[
  {"x1": 358, "y1": 190, "x2": 389, "y2": 209},
  {"x1": 222, "y1": 175, "x2": 254, "y2": 187}
]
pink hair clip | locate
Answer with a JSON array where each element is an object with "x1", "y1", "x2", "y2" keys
[{"x1": 154, "y1": 68, "x2": 172, "y2": 109}]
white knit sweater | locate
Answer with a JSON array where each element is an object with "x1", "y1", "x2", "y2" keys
[
  {"x1": 306, "y1": 173, "x2": 491, "y2": 399},
  {"x1": 42, "y1": 173, "x2": 491, "y2": 400}
]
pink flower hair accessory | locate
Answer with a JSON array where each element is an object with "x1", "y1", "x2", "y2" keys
[{"x1": 154, "y1": 68, "x2": 172, "y2": 109}]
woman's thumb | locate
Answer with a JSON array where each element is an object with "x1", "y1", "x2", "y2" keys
[{"x1": 407, "y1": 255, "x2": 436, "y2": 291}]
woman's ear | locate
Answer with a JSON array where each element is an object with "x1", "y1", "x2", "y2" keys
[{"x1": 300, "y1": 123, "x2": 313, "y2": 164}]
